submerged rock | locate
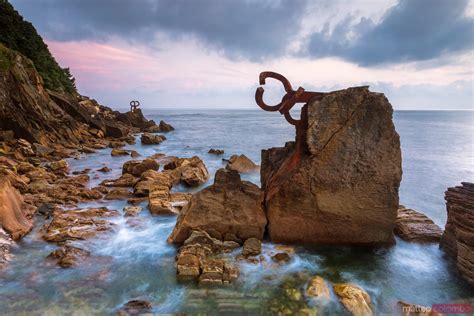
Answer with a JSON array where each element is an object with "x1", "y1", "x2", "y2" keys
[
  {"x1": 208, "y1": 148, "x2": 224, "y2": 155},
  {"x1": 305, "y1": 276, "x2": 330, "y2": 300},
  {"x1": 168, "y1": 168, "x2": 266, "y2": 244},
  {"x1": 440, "y1": 182, "x2": 474, "y2": 285},
  {"x1": 47, "y1": 245, "x2": 90, "y2": 268},
  {"x1": 122, "y1": 300, "x2": 152, "y2": 314},
  {"x1": 333, "y1": 283, "x2": 373, "y2": 316},
  {"x1": 42, "y1": 207, "x2": 118, "y2": 242},
  {"x1": 123, "y1": 206, "x2": 143, "y2": 217},
  {"x1": 261, "y1": 87, "x2": 402, "y2": 246},
  {"x1": 394, "y1": 206, "x2": 443, "y2": 242},
  {"x1": 226, "y1": 154, "x2": 258, "y2": 173},
  {"x1": 0, "y1": 181, "x2": 33, "y2": 240}
]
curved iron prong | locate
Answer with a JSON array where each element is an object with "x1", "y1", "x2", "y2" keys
[
  {"x1": 255, "y1": 86, "x2": 286, "y2": 112},
  {"x1": 259, "y1": 71, "x2": 293, "y2": 93}
]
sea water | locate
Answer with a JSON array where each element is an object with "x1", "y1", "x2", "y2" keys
[{"x1": 0, "y1": 110, "x2": 472, "y2": 315}]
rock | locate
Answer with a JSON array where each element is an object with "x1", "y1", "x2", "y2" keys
[
  {"x1": 159, "y1": 120, "x2": 174, "y2": 132},
  {"x1": 104, "y1": 188, "x2": 132, "y2": 200},
  {"x1": 122, "y1": 300, "x2": 152, "y2": 314},
  {"x1": 165, "y1": 156, "x2": 209, "y2": 187},
  {"x1": 0, "y1": 228, "x2": 13, "y2": 269},
  {"x1": 333, "y1": 283, "x2": 372, "y2": 316},
  {"x1": 47, "y1": 245, "x2": 90, "y2": 268},
  {"x1": 111, "y1": 148, "x2": 130, "y2": 157},
  {"x1": 123, "y1": 206, "x2": 143, "y2": 217},
  {"x1": 33, "y1": 143, "x2": 54, "y2": 156},
  {"x1": 102, "y1": 173, "x2": 138, "y2": 187},
  {"x1": 208, "y1": 149, "x2": 224, "y2": 155},
  {"x1": 261, "y1": 86, "x2": 402, "y2": 245},
  {"x1": 305, "y1": 276, "x2": 330, "y2": 300},
  {"x1": 175, "y1": 230, "x2": 240, "y2": 285},
  {"x1": 271, "y1": 252, "x2": 291, "y2": 264},
  {"x1": 141, "y1": 133, "x2": 166, "y2": 145},
  {"x1": 48, "y1": 160, "x2": 69, "y2": 173},
  {"x1": 97, "y1": 166, "x2": 111, "y2": 173},
  {"x1": 122, "y1": 158, "x2": 159, "y2": 176},
  {"x1": 42, "y1": 207, "x2": 118, "y2": 242},
  {"x1": 168, "y1": 168, "x2": 266, "y2": 244},
  {"x1": 130, "y1": 150, "x2": 140, "y2": 158},
  {"x1": 149, "y1": 193, "x2": 173, "y2": 215},
  {"x1": 226, "y1": 154, "x2": 258, "y2": 173},
  {"x1": 242, "y1": 238, "x2": 262, "y2": 256},
  {"x1": 440, "y1": 182, "x2": 474, "y2": 285},
  {"x1": 0, "y1": 181, "x2": 33, "y2": 240},
  {"x1": 79, "y1": 146, "x2": 96, "y2": 154},
  {"x1": 394, "y1": 207, "x2": 443, "y2": 242},
  {"x1": 108, "y1": 141, "x2": 126, "y2": 148}
]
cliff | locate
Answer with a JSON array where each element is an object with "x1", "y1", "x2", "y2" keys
[{"x1": 440, "y1": 182, "x2": 474, "y2": 285}]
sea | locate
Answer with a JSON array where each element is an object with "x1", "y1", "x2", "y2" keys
[{"x1": 0, "y1": 110, "x2": 472, "y2": 315}]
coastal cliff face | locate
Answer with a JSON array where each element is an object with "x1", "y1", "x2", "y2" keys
[
  {"x1": 261, "y1": 87, "x2": 402, "y2": 245},
  {"x1": 440, "y1": 182, "x2": 474, "y2": 285}
]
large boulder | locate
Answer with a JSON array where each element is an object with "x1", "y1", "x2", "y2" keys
[
  {"x1": 261, "y1": 87, "x2": 402, "y2": 245},
  {"x1": 440, "y1": 182, "x2": 474, "y2": 285},
  {"x1": 226, "y1": 154, "x2": 259, "y2": 173},
  {"x1": 122, "y1": 158, "x2": 159, "y2": 176},
  {"x1": 0, "y1": 181, "x2": 33, "y2": 240},
  {"x1": 141, "y1": 133, "x2": 166, "y2": 145},
  {"x1": 164, "y1": 156, "x2": 209, "y2": 187},
  {"x1": 168, "y1": 168, "x2": 266, "y2": 243}
]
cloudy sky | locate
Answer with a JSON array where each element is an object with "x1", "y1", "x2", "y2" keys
[{"x1": 11, "y1": 0, "x2": 474, "y2": 110}]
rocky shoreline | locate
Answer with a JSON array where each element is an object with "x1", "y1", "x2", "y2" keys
[{"x1": 0, "y1": 43, "x2": 473, "y2": 315}]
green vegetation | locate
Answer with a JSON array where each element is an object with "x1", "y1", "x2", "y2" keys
[{"x1": 0, "y1": 0, "x2": 77, "y2": 94}]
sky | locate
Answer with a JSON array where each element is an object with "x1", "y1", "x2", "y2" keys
[{"x1": 11, "y1": 0, "x2": 474, "y2": 110}]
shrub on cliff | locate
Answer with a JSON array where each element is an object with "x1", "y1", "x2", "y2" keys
[{"x1": 0, "y1": 0, "x2": 76, "y2": 94}]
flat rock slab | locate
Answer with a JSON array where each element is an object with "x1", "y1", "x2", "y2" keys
[{"x1": 394, "y1": 207, "x2": 443, "y2": 242}]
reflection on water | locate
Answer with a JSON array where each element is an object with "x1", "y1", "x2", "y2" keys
[{"x1": 0, "y1": 110, "x2": 473, "y2": 314}]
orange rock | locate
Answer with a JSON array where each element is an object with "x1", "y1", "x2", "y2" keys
[{"x1": 0, "y1": 181, "x2": 33, "y2": 240}]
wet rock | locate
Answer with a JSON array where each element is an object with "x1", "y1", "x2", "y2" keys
[
  {"x1": 102, "y1": 174, "x2": 138, "y2": 187},
  {"x1": 140, "y1": 133, "x2": 166, "y2": 145},
  {"x1": 111, "y1": 148, "x2": 129, "y2": 157},
  {"x1": 123, "y1": 206, "x2": 143, "y2": 217},
  {"x1": 127, "y1": 197, "x2": 147, "y2": 205},
  {"x1": 0, "y1": 181, "x2": 33, "y2": 240},
  {"x1": 168, "y1": 168, "x2": 266, "y2": 244},
  {"x1": 226, "y1": 154, "x2": 258, "y2": 173},
  {"x1": 149, "y1": 193, "x2": 173, "y2": 215},
  {"x1": 208, "y1": 148, "x2": 224, "y2": 155},
  {"x1": 104, "y1": 188, "x2": 132, "y2": 200},
  {"x1": 271, "y1": 252, "x2": 291, "y2": 264},
  {"x1": 242, "y1": 238, "x2": 262, "y2": 257},
  {"x1": 305, "y1": 276, "x2": 330, "y2": 300},
  {"x1": 122, "y1": 158, "x2": 159, "y2": 176},
  {"x1": 130, "y1": 150, "x2": 140, "y2": 158},
  {"x1": 158, "y1": 120, "x2": 175, "y2": 132},
  {"x1": 122, "y1": 300, "x2": 152, "y2": 314},
  {"x1": 261, "y1": 87, "x2": 402, "y2": 245},
  {"x1": 42, "y1": 207, "x2": 118, "y2": 242},
  {"x1": 0, "y1": 228, "x2": 13, "y2": 269},
  {"x1": 79, "y1": 146, "x2": 96, "y2": 154},
  {"x1": 333, "y1": 283, "x2": 372, "y2": 316},
  {"x1": 394, "y1": 206, "x2": 443, "y2": 242},
  {"x1": 440, "y1": 182, "x2": 474, "y2": 285},
  {"x1": 47, "y1": 245, "x2": 90, "y2": 268},
  {"x1": 97, "y1": 166, "x2": 111, "y2": 173},
  {"x1": 176, "y1": 230, "x2": 240, "y2": 285}
]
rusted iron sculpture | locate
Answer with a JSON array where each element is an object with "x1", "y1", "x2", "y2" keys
[
  {"x1": 255, "y1": 71, "x2": 325, "y2": 147},
  {"x1": 255, "y1": 71, "x2": 327, "y2": 186},
  {"x1": 130, "y1": 100, "x2": 140, "y2": 112}
]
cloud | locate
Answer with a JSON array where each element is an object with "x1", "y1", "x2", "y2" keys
[
  {"x1": 307, "y1": 0, "x2": 474, "y2": 65},
  {"x1": 10, "y1": 0, "x2": 308, "y2": 60}
]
